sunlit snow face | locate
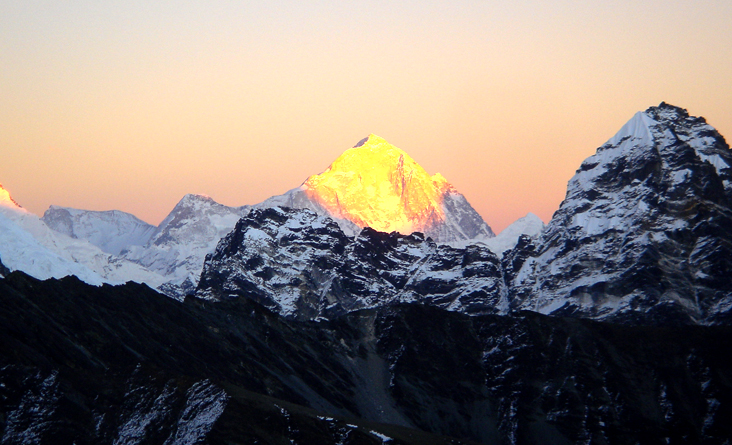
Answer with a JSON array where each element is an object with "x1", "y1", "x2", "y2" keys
[
  {"x1": 302, "y1": 135, "x2": 452, "y2": 234},
  {"x1": 0, "y1": 184, "x2": 21, "y2": 209}
]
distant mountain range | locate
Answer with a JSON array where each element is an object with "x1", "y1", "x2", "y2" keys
[
  {"x1": 2, "y1": 135, "x2": 538, "y2": 298},
  {"x1": 2, "y1": 102, "x2": 732, "y2": 444},
  {"x1": 4, "y1": 103, "x2": 732, "y2": 325},
  {"x1": 3, "y1": 103, "x2": 731, "y2": 325}
]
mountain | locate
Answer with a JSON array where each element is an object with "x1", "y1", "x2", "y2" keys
[
  {"x1": 258, "y1": 134, "x2": 495, "y2": 243},
  {"x1": 42, "y1": 206, "x2": 156, "y2": 256},
  {"x1": 1, "y1": 270, "x2": 731, "y2": 444},
  {"x1": 196, "y1": 206, "x2": 505, "y2": 320},
  {"x1": 0, "y1": 208, "x2": 105, "y2": 285},
  {"x1": 197, "y1": 104, "x2": 732, "y2": 327},
  {"x1": 4, "y1": 104, "x2": 732, "y2": 443},
  {"x1": 120, "y1": 194, "x2": 250, "y2": 295},
  {"x1": 39, "y1": 194, "x2": 251, "y2": 297},
  {"x1": 0, "y1": 185, "x2": 163, "y2": 287},
  {"x1": 11, "y1": 103, "x2": 732, "y2": 327},
  {"x1": 507, "y1": 103, "x2": 732, "y2": 325},
  {"x1": 478, "y1": 212, "x2": 544, "y2": 256}
]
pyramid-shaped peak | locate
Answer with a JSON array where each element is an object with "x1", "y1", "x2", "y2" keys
[
  {"x1": 303, "y1": 136, "x2": 455, "y2": 234},
  {"x1": 179, "y1": 193, "x2": 215, "y2": 205},
  {"x1": 323, "y1": 135, "x2": 430, "y2": 180},
  {"x1": 345, "y1": 134, "x2": 408, "y2": 159}
]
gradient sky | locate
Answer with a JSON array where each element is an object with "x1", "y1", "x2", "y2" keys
[{"x1": 2, "y1": 0, "x2": 730, "y2": 233}]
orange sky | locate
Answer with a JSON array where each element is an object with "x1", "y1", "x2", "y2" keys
[{"x1": 1, "y1": 1, "x2": 731, "y2": 233}]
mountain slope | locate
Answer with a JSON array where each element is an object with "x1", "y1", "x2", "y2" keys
[
  {"x1": 0, "y1": 208, "x2": 106, "y2": 285},
  {"x1": 2, "y1": 271, "x2": 731, "y2": 444},
  {"x1": 39, "y1": 194, "x2": 250, "y2": 297},
  {"x1": 507, "y1": 103, "x2": 732, "y2": 324},
  {"x1": 258, "y1": 135, "x2": 495, "y2": 243}
]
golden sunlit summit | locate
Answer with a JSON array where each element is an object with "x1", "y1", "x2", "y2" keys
[{"x1": 303, "y1": 135, "x2": 455, "y2": 235}]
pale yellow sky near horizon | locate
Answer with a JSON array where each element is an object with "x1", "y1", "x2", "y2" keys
[{"x1": 1, "y1": 0, "x2": 731, "y2": 233}]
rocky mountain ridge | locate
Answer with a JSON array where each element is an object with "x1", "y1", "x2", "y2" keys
[{"x1": 196, "y1": 206, "x2": 505, "y2": 320}]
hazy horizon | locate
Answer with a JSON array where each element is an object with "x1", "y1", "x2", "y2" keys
[{"x1": 2, "y1": 0, "x2": 730, "y2": 233}]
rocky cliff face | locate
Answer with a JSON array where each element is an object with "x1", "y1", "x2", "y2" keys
[
  {"x1": 507, "y1": 103, "x2": 732, "y2": 325},
  {"x1": 196, "y1": 206, "x2": 504, "y2": 320}
]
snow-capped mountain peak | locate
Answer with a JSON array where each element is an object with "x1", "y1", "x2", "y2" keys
[
  {"x1": 604, "y1": 110, "x2": 656, "y2": 148},
  {"x1": 115, "y1": 194, "x2": 251, "y2": 295},
  {"x1": 479, "y1": 212, "x2": 544, "y2": 257},
  {"x1": 149, "y1": 194, "x2": 249, "y2": 248},
  {"x1": 0, "y1": 187, "x2": 164, "y2": 287},
  {"x1": 257, "y1": 135, "x2": 494, "y2": 243},
  {"x1": 507, "y1": 102, "x2": 732, "y2": 324},
  {"x1": 302, "y1": 134, "x2": 454, "y2": 235}
]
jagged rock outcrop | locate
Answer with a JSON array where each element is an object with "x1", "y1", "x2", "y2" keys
[
  {"x1": 507, "y1": 103, "x2": 732, "y2": 325},
  {"x1": 196, "y1": 206, "x2": 505, "y2": 320}
]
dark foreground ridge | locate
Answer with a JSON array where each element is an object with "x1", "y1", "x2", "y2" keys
[{"x1": 1, "y1": 271, "x2": 731, "y2": 444}]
